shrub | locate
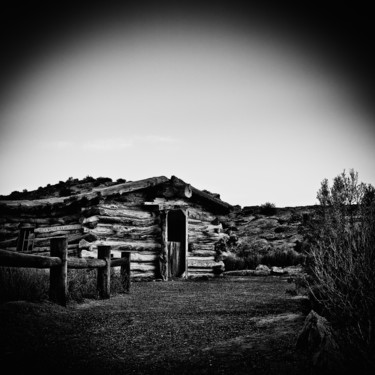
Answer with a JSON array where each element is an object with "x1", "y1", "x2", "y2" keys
[
  {"x1": 259, "y1": 202, "x2": 277, "y2": 216},
  {"x1": 59, "y1": 187, "x2": 73, "y2": 197},
  {"x1": 223, "y1": 254, "x2": 245, "y2": 271},
  {"x1": 307, "y1": 169, "x2": 375, "y2": 369},
  {"x1": 93, "y1": 177, "x2": 113, "y2": 187},
  {"x1": 83, "y1": 175, "x2": 95, "y2": 183},
  {"x1": 262, "y1": 248, "x2": 305, "y2": 267}
]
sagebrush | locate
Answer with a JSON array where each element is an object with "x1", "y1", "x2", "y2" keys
[{"x1": 307, "y1": 169, "x2": 375, "y2": 371}]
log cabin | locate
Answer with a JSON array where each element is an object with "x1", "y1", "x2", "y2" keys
[{"x1": 0, "y1": 176, "x2": 233, "y2": 280}]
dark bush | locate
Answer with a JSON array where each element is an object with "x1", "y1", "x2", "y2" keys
[
  {"x1": 59, "y1": 187, "x2": 73, "y2": 197},
  {"x1": 262, "y1": 248, "x2": 305, "y2": 267},
  {"x1": 93, "y1": 177, "x2": 113, "y2": 187},
  {"x1": 259, "y1": 202, "x2": 277, "y2": 216}
]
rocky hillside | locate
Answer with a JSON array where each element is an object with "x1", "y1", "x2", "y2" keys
[{"x1": 219, "y1": 205, "x2": 319, "y2": 266}]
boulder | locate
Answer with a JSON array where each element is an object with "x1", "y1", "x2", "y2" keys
[
  {"x1": 256, "y1": 264, "x2": 270, "y2": 272},
  {"x1": 271, "y1": 266, "x2": 286, "y2": 275},
  {"x1": 254, "y1": 264, "x2": 271, "y2": 275}
]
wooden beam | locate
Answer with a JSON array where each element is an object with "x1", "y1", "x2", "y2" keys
[
  {"x1": 97, "y1": 245, "x2": 111, "y2": 299},
  {"x1": 120, "y1": 252, "x2": 131, "y2": 292},
  {"x1": 49, "y1": 237, "x2": 68, "y2": 307},
  {"x1": 0, "y1": 248, "x2": 62, "y2": 268},
  {"x1": 67, "y1": 258, "x2": 106, "y2": 269}
]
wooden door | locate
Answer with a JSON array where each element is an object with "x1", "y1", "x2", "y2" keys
[
  {"x1": 167, "y1": 210, "x2": 187, "y2": 278},
  {"x1": 168, "y1": 241, "x2": 183, "y2": 277}
]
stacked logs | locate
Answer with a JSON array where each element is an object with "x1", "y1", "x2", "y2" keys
[
  {"x1": 187, "y1": 207, "x2": 226, "y2": 277},
  {"x1": 80, "y1": 203, "x2": 161, "y2": 279}
]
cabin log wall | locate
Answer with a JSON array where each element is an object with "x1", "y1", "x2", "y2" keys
[
  {"x1": 81, "y1": 201, "x2": 161, "y2": 280},
  {"x1": 0, "y1": 177, "x2": 230, "y2": 280},
  {"x1": 186, "y1": 204, "x2": 226, "y2": 277}
]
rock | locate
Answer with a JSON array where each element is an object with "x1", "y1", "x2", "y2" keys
[
  {"x1": 256, "y1": 264, "x2": 270, "y2": 272},
  {"x1": 253, "y1": 218, "x2": 279, "y2": 229},
  {"x1": 223, "y1": 270, "x2": 256, "y2": 276},
  {"x1": 252, "y1": 270, "x2": 270, "y2": 276},
  {"x1": 271, "y1": 266, "x2": 286, "y2": 275},
  {"x1": 296, "y1": 310, "x2": 344, "y2": 372},
  {"x1": 284, "y1": 265, "x2": 303, "y2": 275}
]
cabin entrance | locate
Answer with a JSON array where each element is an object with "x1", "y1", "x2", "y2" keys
[{"x1": 167, "y1": 210, "x2": 187, "y2": 278}]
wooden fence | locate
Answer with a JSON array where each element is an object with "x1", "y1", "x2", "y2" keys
[{"x1": 0, "y1": 237, "x2": 131, "y2": 306}]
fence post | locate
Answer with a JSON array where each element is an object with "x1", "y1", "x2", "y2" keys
[
  {"x1": 121, "y1": 251, "x2": 131, "y2": 292},
  {"x1": 97, "y1": 245, "x2": 111, "y2": 299},
  {"x1": 49, "y1": 237, "x2": 67, "y2": 306}
]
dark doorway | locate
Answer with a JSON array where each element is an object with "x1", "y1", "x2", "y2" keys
[{"x1": 167, "y1": 210, "x2": 186, "y2": 278}]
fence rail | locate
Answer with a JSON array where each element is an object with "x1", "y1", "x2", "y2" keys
[{"x1": 0, "y1": 237, "x2": 131, "y2": 306}]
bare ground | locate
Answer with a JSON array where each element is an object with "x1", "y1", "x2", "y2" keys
[{"x1": 0, "y1": 276, "x2": 316, "y2": 375}]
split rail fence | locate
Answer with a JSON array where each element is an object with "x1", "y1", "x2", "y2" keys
[{"x1": 0, "y1": 237, "x2": 131, "y2": 306}]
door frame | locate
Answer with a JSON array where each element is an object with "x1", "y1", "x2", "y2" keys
[{"x1": 161, "y1": 208, "x2": 188, "y2": 280}]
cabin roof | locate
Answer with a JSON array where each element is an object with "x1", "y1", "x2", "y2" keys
[{"x1": 0, "y1": 176, "x2": 233, "y2": 213}]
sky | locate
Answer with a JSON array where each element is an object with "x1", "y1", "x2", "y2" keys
[{"x1": 0, "y1": 1, "x2": 374, "y2": 208}]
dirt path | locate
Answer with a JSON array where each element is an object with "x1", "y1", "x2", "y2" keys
[{"x1": 0, "y1": 276, "x2": 314, "y2": 375}]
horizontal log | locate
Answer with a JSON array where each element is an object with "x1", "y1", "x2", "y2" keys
[
  {"x1": 110, "y1": 257, "x2": 132, "y2": 267},
  {"x1": 34, "y1": 224, "x2": 82, "y2": 234},
  {"x1": 91, "y1": 240, "x2": 161, "y2": 251},
  {"x1": 188, "y1": 225, "x2": 222, "y2": 234},
  {"x1": 0, "y1": 215, "x2": 80, "y2": 225},
  {"x1": 82, "y1": 206, "x2": 154, "y2": 219},
  {"x1": 105, "y1": 234, "x2": 160, "y2": 241},
  {"x1": 67, "y1": 258, "x2": 106, "y2": 269},
  {"x1": 96, "y1": 215, "x2": 158, "y2": 226},
  {"x1": 0, "y1": 249, "x2": 61, "y2": 268},
  {"x1": 130, "y1": 262, "x2": 156, "y2": 272},
  {"x1": 33, "y1": 233, "x2": 96, "y2": 247},
  {"x1": 113, "y1": 224, "x2": 160, "y2": 235},
  {"x1": 188, "y1": 209, "x2": 217, "y2": 222},
  {"x1": 189, "y1": 243, "x2": 215, "y2": 251},
  {"x1": 188, "y1": 258, "x2": 224, "y2": 268},
  {"x1": 32, "y1": 243, "x2": 79, "y2": 253},
  {"x1": 35, "y1": 229, "x2": 81, "y2": 238},
  {"x1": 111, "y1": 251, "x2": 157, "y2": 262},
  {"x1": 20, "y1": 250, "x2": 76, "y2": 257},
  {"x1": 83, "y1": 224, "x2": 160, "y2": 238},
  {"x1": 95, "y1": 176, "x2": 169, "y2": 197},
  {"x1": 83, "y1": 226, "x2": 113, "y2": 236},
  {"x1": 187, "y1": 268, "x2": 215, "y2": 274},
  {"x1": 131, "y1": 271, "x2": 155, "y2": 279},
  {"x1": 189, "y1": 250, "x2": 217, "y2": 257},
  {"x1": 188, "y1": 232, "x2": 228, "y2": 243}
]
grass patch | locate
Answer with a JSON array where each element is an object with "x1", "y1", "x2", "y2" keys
[
  {"x1": 0, "y1": 267, "x2": 49, "y2": 303},
  {"x1": 0, "y1": 267, "x2": 128, "y2": 304}
]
